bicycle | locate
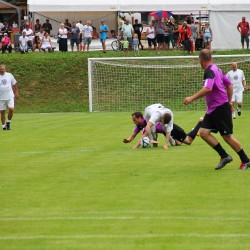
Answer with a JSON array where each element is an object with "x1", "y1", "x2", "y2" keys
[{"x1": 111, "y1": 37, "x2": 123, "y2": 51}]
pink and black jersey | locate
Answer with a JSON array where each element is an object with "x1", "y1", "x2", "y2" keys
[{"x1": 203, "y1": 64, "x2": 232, "y2": 114}]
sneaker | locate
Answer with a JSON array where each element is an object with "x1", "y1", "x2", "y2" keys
[
  {"x1": 6, "y1": 122, "x2": 11, "y2": 130},
  {"x1": 237, "y1": 107, "x2": 241, "y2": 116},
  {"x1": 232, "y1": 111, "x2": 236, "y2": 119},
  {"x1": 214, "y1": 155, "x2": 233, "y2": 170},
  {"x1": 239, "y1": 161, "x2": 250, "y2": 170}
]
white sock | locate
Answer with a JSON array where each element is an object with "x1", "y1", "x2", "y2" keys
[
  {"x1": 6, "y1": 119, "x2": 11, "y2": 123},
  {"x1": 2, "y1": 124, "x2": 6, "y2": 128}
]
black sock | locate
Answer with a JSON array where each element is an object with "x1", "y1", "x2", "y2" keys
[
  {"x1": 237, "y1": 149, "x2": 249, "y2": 163},
  {"x1": 213, "y1": 143, "x2": 228, "y2": 158},
  {"x1": 187, "y1": 121, "x2": 202, "y2": 140}
]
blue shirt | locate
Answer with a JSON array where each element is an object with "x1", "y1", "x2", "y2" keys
[{"x1": 99, "y1": 24, "x2": 109, "y2": 40}]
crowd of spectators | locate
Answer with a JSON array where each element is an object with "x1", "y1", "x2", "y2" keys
[{"x1": 0, "y1": 15, "x2": 249, "y2": 54}]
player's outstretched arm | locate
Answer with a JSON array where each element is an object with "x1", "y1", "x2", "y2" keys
[{"x1": 123, "y1": 132, "x2": 138, "y2": 143}]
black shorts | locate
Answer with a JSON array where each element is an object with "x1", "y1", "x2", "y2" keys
[
  {"x1": 147, "y1": 38, "x2": 156, "y2": 47},
  {"x1": 201, "y1": 102, "x2": 233, "y2": 136},
  {"x1": 156, "y1": 34, "x2": 164, "y2": 44},
  {"x1": 171, "y1": 124, "x2": 187, "y2": 142}
]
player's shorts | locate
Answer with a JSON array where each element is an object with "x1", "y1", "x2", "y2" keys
[
  {"x1": 84, "y1": 37, "x2": 92, "y2": 45},
  {"x1": 232, "y1": 90, "x2": 243, "y2": 103},
  {"x1": 0, "y1": 98, "x2": 14, "y2": 111},
  {"x1": 171, "y1": 124, "x2": 187, "y2": 142},
  {"x1": 201, "y1": 102, "x2": 232, "y2": 136}
]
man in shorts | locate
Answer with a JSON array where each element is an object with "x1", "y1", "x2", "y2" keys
[
  {"x1": 99, "y1": 20, "x2": 109, "y2": 53},
  {"x1": 82, "y1": 20, "x2": 93, "y2": 52},
  {"x1": 0, "y1": 64, "x2": 19, "y2": 130},
  {"x1": 226, "y1": 62, "x2": 247, "y2": 119},
  {"x1": 183, "y1": 49, "x2": 250, "y2": 170}
]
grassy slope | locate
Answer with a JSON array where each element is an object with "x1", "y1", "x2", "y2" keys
[
  {"x1": 0, "y1": 112, "x2": 250, "y2": 250},
  {"x1": 0, "y1": 49, "x2": 249, "y2": 113}
]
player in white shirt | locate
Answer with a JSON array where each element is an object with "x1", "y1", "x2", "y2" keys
[
  {"x1": 0, "y1": 64, "x2": 19, "y2": 130},
  {"x1": 143, "y1": 103, "x2": 174, "y2": 149},
  {"x1": 226, "y1": 62, "x2": 247, "y2": 119}
]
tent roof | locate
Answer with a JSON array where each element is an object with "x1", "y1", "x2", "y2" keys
[
  {"x1": 27, "y1": 0, "x2": 250, "y2": 12},
  {"x1": 0, "y1": 0, "x2": 21, "y2": 11},
  {"x1": 28, "y1": 0, "x2": 209, "y2": 12}
]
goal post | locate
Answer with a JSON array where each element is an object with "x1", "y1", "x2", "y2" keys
[{"x1": 88, "y1": 55, "x2": 250, "y2": 112}]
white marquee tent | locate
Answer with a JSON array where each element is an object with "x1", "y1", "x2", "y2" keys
[{"x1": 27, "y1": 0, "x2": 250, "y2": 49}]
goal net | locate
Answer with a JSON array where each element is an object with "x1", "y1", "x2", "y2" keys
[{"x1": 88, "y1": 55, "x2": 250, "y2": 112}]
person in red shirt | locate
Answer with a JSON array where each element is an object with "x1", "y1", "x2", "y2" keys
[
  {"x1": 179, "y1": 21, "x2": 192, "y2": 53},
  {"x1": 237, "y1": 16, "x2": 249, "y2": 49},
  {"x1": 1, "y1": 33, "x2": 12, "y2": 53}
]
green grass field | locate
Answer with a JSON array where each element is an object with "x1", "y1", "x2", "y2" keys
[{"x1": 1, "y1": 111, "x2": 250, "y2": 250}]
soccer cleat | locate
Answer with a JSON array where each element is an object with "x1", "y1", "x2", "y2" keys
[
  {"x1": 2, "y1": 127, "x2": 6, "y2": 130},
  {"x1": 214, "y1": 155, "x2": 233, "y2": 170},
  {"x1": 232, "y1": 111, "x2": 236, "y2": 119},
  {"x1": 237, "y1": 107, "x2": 241, "y2": 116},
  {"x1": 6, "y1": 122, "x2": 11, "y2": 130},
  {"x1": 199, "y1": 117, "x2": 204, "y2": 122},
  {"x1": 239, "y1": 161, "x2": 250, "y2": 170}
]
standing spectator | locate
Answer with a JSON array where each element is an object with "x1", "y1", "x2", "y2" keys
[
  {"x1": 173, "y1": 22, "x2": 180, "y2": 50},
  {"x1": 122, "y1": 36, "x2": 129, "y2": 56},
  {"x1": 19, "y1": 20, "x2": 26, "y2": 33},
  {"x1": 19, "y1": 31, "x2": 28, "y2": 53},
  {"x1": 58, "y1": 23, "x2": 68, "y2": 52},
  {"x1": 133, "y1": 33, "x2": 139, "y2": 56},
  {"x1": 34, "y1": 19, "x2": 41, "y2": 33},
  {"x1": 42, "y1": 19, "x2": 52, "y2": 35},
  {"x1": 154, "y1": 18, "x2": 166, "y2": 54},
  {"x1": 133, "y1": 19, "x2": 144, "y2": 50},
  {"x1": 64, "y1": 19, "x2": 72, "y2": 31},
  {"x1": 190, "y1": 19, "x2": 198, "y2": 53},
  {"x1": 146, "y1": 22, "x2": 156, "y2": 52},
  {"x1": 237, "y1": 16, "x2": 249, "y2": 49},
  {"x1": 1, "y1": 22, "x2": 12, "y2": 40},
  {"x1": 0, "y1": 64, "x2": 19, "y2": 130},
  {"x1": 226, "y1": 62, "x2": 247, "y2": 119},
  {"x1": 179, "y1": 21, "x2": 192, "y2": 53},
  {"x1": 1, "y1": 33, "x2": 12, "y2": 53},
  {"x1": 183, "y1": 49, "x2": 250, "y2": 170},
  {"x1": 40, "y1": 32, "x2": 53, "y2": 52},
  {"x1": 69, "y1": 22, "x2": 80, "y2": 52},
  {"x1": 99, "y1": 20, "x2": 109, "y2": 53},
  {"x1": 121, "y1": 19, "x2": 134, "y2": 51},
  {"x1": 22, "y1": 24, "x2": 34, "y2": 49},
  {"x1": 82, "y1": 20, "x2": 93, "y2": 52},
  {"x1": 76, "y1": 20, "x2": 84, "y2": 51},
  {"x1": 163, "y1": 20, "x2": 170, "y2": 50},
  {"x1": 202, "y1": 22, "x2": 213, "y2": 50}
]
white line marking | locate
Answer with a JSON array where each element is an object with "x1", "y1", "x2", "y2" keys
[
  {"x1": 0, "y1": 216, "x2": 249, "y2": 222},
  {"x1": 1, "y1": 234, "x2": 250, "y2": 240}
]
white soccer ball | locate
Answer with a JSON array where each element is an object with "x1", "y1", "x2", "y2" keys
[{"x1": 140, "y1": 137, "x2": 151, "y2": 148}]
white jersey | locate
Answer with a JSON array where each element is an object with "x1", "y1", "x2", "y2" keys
[
  {"x1": 83, "y1": 25, "x2": 93, "y2": 38},
  {"x1": 144, "y1": 103, "x2": 174, "y2": 132},
  {"x1": 76, "y1": 22, "x2": 84, "y2": 32},
  {"x1": 226, "y1": 69, "x2": 245, "y2": 92},
  {"x1": 0, "y1": 72, "x2": 17, "y2": 100}
]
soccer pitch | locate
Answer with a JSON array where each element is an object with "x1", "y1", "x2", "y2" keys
[{"x1": 1, "y1": 112, "x2": 250, "y2": 250}]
